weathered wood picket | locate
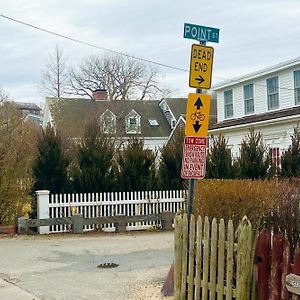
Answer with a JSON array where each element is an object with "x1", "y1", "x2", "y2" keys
[
  {"x1": 174, "y1": 213, "x2": 255, "y2": 300},
  {"x1": 255, "y1": 229, "x2": 300, "y2": 300}
]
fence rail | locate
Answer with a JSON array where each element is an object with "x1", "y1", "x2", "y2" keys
[
  {"x1": 18, "y1": 212, "x2": 174, "y2": 234},
  {"x1": 36, "y1": 190, "x2": 186, "y2": 234}
]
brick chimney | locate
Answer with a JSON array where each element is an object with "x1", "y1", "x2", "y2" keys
[{"x1": 92, "y1": 89, "x2": 108, "y2": 101}]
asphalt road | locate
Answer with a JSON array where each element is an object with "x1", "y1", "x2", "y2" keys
[{"x1": 0, "y1": 231, "x2": 174, "y2": 300}]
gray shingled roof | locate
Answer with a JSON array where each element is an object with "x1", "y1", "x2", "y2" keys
[
  {"x1": 162, "y1": 98, "x2": 187, "y2": 120},
  {"x1": 47, "y1": 97, "x2": 171, "y2": 138},
  {"x1": 14, "y1": 102, "x2": 41, "y2": 111},
  {"x1": 162, "y1": 95, "x2": 217, "y2": 126}
]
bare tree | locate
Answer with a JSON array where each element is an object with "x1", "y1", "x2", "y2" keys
[
  {"x1": 69, "y1": 54, "x2": 170, "y2": 100},
  {"x1": 40, "y1": 45, "x2": 69, "y2": 98},
  {"x1": 0, "y1": 87, "x2": 9, "y2": 104}
]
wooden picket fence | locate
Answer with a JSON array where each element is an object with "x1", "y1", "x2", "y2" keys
[
  {"x1": 174, "y1": 213, "x2": 256, "y2": 300},
  {"x1": 174, "y1": 213, "x2": 300, "y2": 299},
  {"x1": 255, "y1": 229, "x2": 300, "y2": 299}
]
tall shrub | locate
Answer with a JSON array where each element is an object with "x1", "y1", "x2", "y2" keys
[
  {"x1": 194, "y1": 179, "x2": 281, "y2": 230},
  {"x1": 117, "y1": 138, "x2": 156, "y2": 191},
  {"x1": 207, "y1": 134, "x2": 233, "y2": 179},
  {"x1": 237, "y1": 128, "x2": 270, "y2": 179},
  {"x1": 0, "y1": 103, "x2": 37, "y2": 224},
  {"x1": 32, "y1": 125, "x2": 69, "y2": 194},
  {"x1": 73, "y1": 118, "x2": 116, "y2": 192},
  {"x1": 157, "y1": 128, "x2": 185, "y2": 190},
  {"x1": 281, "y1": 126, "x2": 300, "y2": 177}
]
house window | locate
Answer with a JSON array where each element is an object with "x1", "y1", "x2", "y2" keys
[
  {"x1": 244, "y1": 84, "x2": 254, "y2": 114},
  {"x1": 267, "y1": 77, "x2": 279, "y2": 110},
  {"x1": 270, "y1": 147, "x2": 280, "y2": 169},
  {"x1": 126, "y1": 110, "x2": 141, "y2": 134},
  {"x1": 100, "y1": 110, "x2": 116, "y2": 134},
  {"x1": 224, "y1": 89, "x2": 233, "y2": 118},
  {"x1": 294, "y1": 70, "x2": 300, "y2": 105},
  {"x1": 129, "y1": 117, "x2": 137, "y2": 125}
]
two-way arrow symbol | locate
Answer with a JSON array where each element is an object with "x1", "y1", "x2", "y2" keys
[
  {"x1": 193, "y1": 96, "x2": 203, "y2": 133},
  {"x1": 195, "y1": 75, "x2": 205, "y2": 85},
  {"x1": 194, "y1": 97, "x2": 203, "y2": 110},
  {"x1": 193, "y1": 121, "x2": 201, "y2": 133}
]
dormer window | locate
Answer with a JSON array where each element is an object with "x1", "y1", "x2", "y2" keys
[
  {"x1": 100, "y1": 109, "x2": 116, "y2": 134},
  {"x1": 126, "y1": 109, "x2": 141, "y2": 134}
]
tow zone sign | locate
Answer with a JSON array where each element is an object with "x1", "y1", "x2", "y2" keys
[{"x1": 181, "y1": 137, "x2": 207, "y2": 179}]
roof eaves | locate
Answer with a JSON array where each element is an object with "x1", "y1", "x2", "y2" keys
[{"x1": 213, "y1": 56, "x2": 300, "y2": 91}]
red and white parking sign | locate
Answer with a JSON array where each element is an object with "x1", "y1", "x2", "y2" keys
[{"x1": 181, "y1": 136, "x2": 207, "y2": 179}]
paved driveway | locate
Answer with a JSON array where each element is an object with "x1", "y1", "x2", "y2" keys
[{"x1": 0, "y1": 231, "x2": 174, "y2": 300}]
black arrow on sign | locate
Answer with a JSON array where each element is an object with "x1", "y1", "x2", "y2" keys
[
  {"x1": 195, "y1": 75, "x2": 205, "y2": 85},
  {"x1": 193, "y1": 121, "x2": 201, "y2": 133},
  {"x1": 194, "y1": 97, "x2": 203, "y2": 110}
]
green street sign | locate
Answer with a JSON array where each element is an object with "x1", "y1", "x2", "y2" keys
[{"x1": 184, "y1": 23, "x2": 220, "y2": 43}]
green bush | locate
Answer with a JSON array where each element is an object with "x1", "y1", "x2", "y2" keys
[
  {"x1": 72, "y1": 118, "x2": 116, "y2": 192},
  {"x1": 281, "y1": 126, "x2": 300, "y2": 177},
  {"x1": 116, "y1": 138, "x2": 156, "y2": 191},
  {"x1": 236, "y1": 128, "x2": 271, "y2": 179},
  {"x1": 157, "y1": 128, "x2": 186, "y2": 190},
  {"x1": 206, "y1": 134, "x2": 233, "y2": 179}
]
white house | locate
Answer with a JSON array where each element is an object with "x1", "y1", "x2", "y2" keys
[
  {"x1": 210, "y1": 57, "x2": 300, "y2": 168},
  {"x1": 42, "y1": 90, "x2": 188, "y2": 153}
]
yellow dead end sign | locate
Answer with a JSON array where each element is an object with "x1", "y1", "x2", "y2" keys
[
  {"x1": 189, "y1": 44, "x2": 214, "y2": 89},
  {"x1": 185, "y1": 93, "x2": 211, "y2": 137}
]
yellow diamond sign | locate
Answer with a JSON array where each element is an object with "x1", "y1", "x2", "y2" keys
[
  {"x1": 189, "y1": 44, "x2": 214, "y2": 89},
  {"x1": 185, "y1": 93, "x2": 211, "y2": 137}
]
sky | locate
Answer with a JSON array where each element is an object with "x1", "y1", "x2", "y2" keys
[{"x1": 1, "y1": 0, "x2": 300, "y2": 106}]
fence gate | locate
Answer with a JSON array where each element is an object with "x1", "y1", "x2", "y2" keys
[{"x1": 174, "y1": 213, "x2": 255, "y2": 300}]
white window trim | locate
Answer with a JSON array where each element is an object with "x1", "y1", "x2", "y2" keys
[
  {"x1": 126, "y1": 109, "x2": 141, "y2": 134},
  {"x1": 224, "y1": 89, "x2": 233, "y2": 119},
  {"x1": 267, "y1": 76, "x2": 279, "y2": 110},
  {"x1": 100, "y1": 109, "x2": 116, "y2": 134},
  {"x1": 243, "y1": 83, "x2": 255, "y2": 115},
  {"x1": 294, "y1": 70, "x2": 300, "y2": 105}
]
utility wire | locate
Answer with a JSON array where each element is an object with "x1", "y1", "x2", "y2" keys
[
  {"x1": 0, "y1": 13, "x2": 299, "y2": 93},
  {"x1": 0, "y1": 13, "x2": 188, "y2": 72}
]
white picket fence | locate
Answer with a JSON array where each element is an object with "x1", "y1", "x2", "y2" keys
[{"x1": 36, "y1": 190, "x2": 186, "y2": 234}]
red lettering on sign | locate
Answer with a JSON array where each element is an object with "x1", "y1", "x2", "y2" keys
[{"x1": 181, "y1": 137, "x2": 207, "y2": 179}]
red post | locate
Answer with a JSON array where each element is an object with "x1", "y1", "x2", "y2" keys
[
  {"x1": 281, "y1": 240, "x2": 290, "y2": 300},
  {"x1": 255, "y1": 229, "x2": 271, "y2": 300},
  {"x1": 161, "y1": 264, "x2": 174, "y2": 296},
  {"x1": 269, "y1": 232, "x2": 284, "y2": 300}
]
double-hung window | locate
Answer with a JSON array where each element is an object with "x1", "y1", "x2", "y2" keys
[
  {"x1": 294, "y1": 70, "x2": 300, "y2": 105},
  {"x1": 224, "y1": 89, "x2": 233, "y2": 118},
  {"x1": 244, "y1": 84, "x2": 254, "y2": 114},
  {"x1": 270, "y1": 147, "x2": 281, "y2": 170},
  {"x1": 267, "y1": 77, "x2": 279, "y2": 110}
]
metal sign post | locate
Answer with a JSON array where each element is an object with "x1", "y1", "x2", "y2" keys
[
  {"x1": 187, "y1": 40, "x2": 206, "y2": 219},
  {"x1": 162, "y1": 23, "x2": 219, "y2": 297}
]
